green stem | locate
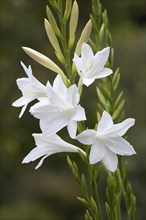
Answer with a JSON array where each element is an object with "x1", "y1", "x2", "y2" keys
[
  {"x1": 57, "y1": 1, "x2": 72, "y2": 82},
  {"x1": 92, "y1": 177, "x2": 103, "y2": 220}
]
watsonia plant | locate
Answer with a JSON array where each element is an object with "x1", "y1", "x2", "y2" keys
[{"x1": 12, "y1": 0, "x2": 136, "y2": 219}]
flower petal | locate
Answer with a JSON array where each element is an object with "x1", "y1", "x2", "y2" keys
[
  {"x1": 35, "y1": 155, "x2": 49, "y2": 169},
  {"x1": 82, "y1": 76, "x2": 95, "y2": 87},
  {"x1": 97, "y1": 111, "x2": 113, "y2": 134},
  {"x1": 72, "y1": 54, "x2": 83, "y2": 76},
  {"x1": 22, "y1": 133, "x2": 81, "y2": 168},
  {"x1": 102, "y1": 148, "x2": 118, "y2": 172},
  {"x1": 46, "y1": 81, "x2": 69, "y2": 107},
  {"x1": 21, "y1": 61, "x2": 32, "y2": 77},
  {"x1": 67, "y1": 120, "x2": 77, "y2": 139},
  {"x1": 19, "y1": 104, "x2": 28, "y2": 118},
  {"x1": 12, "y1": 97, "x2": 29, "y2": 118},
  {"x1": 12, "y1": 96, "x2": 28, "y2": 107},
  {"x1": 53, "y1": 74, "x2": 67, "y2": 95},
  {"x1": 75, "y1": 20, "x2": 92, "y2": 56},
  {"x1": 93, "y1": 47, "x2": 110, "y2": 72},
  {"x1": 39, "y1": 113, "x2": 69, "y2": 135},
  {"x1": 81, "y1": 43, "x2": 94, "y2": 64},
  {"x1": 72, "y1": 105, "x2": 86, "y2": 121},
  {"x1": 89, "y1": 141, "x2": 105, "y2": 164},
  {"x1": 22, "y1": 146, "x2": 50, "y2": 163},
  {"x1": 94, "y1": 68, "x2": 113, "y2": 79},
  {"x1": 16, "y1": 78, "x2": 28, "y2": 91},
  {"x1": 105, "y1": 136, "x2": 136, "y2": 156},
  {"x1": 76, "y1": 129, "x2": 96, "y2": 145},
  {"x1": 67, "y1": 85, "x2": 79, "y2": 106},
  {"x1": 106, "y1": 118, "x2": 135, "y2": 137}
]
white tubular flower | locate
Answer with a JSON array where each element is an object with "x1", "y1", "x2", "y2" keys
[
  {"x1": 30, "y1": 75, "x2": 86, "y2": 139},
  {"x1": 73, "y1": 43, "x2": 113, "y2": 87},
  {"x1": 22, "y1": 133, "x2": 85, "y2": 169},
  {"x1": 77, "y1": 111, "x2": 136, "y2": 172},
  {"x1": 12, "y1": 62, "x2": 46, "y2": 118}
]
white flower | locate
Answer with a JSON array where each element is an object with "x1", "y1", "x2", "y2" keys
[
  {"x1": 22, "y1": 133, "x2": 85, "y2": 169},
  {"x1": 77, "y1": 111, "x2": 136, "y2": 172},
  {"x1": 12, "y1": 62, "x2": 46, "y2": 118},
  {"x1": 73, "y1": 43, "x2": 113, "y2": 86},
  {"x1": 30, "y1": 75, "x2": 86, "y2": 139}
]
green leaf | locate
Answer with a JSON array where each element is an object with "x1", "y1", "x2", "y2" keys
[
  {"x1": 81, "y1": 174, "x2": 88, "y2": 195},
  {"x1": 114, "y1": 91, "x2": 124, "y2": 110},
  {"x1": 78, "y1": 149, "x2": 88, "y2": 164},
  {"x1": 66, "y1": 156, "x2": 80, "y2": 182},
  {"x1": 112, "y1": 99, "x2": 125, "y2": 120},
  {"x1": 99, "y1": 23, "x2": 105, "y2": 41},
  {"x1": 95, "y1": 164, "x2": 103, "y2": 182},
  {"x1": 85, "y1": 210, "x2": 93, "y2": 220},
  {"x1": 98, "y1": 83, "x2": 112, "y2": 101},
  {"x1": 90, "y1": 197, "x2": 99, "y2": 218},
  {"x1": 105, "y1": 202, "x2": 111, "y2": 220},
  {"x1": 97, "y1": 87, "x2": 110, "y2": 111},
  {"x1": 112, "y1": 67, "x2": 120, "y2": 91},
  {"x1": 66, "y1": 155, "x2": 73, "y2": 169},
  {"x1": 48, "y1": 0, "x2": 58, "y2": 10},
  {"x1": 97, "y1": 103, "x2": 104, "y2": 115},
  {"x1": 77, "y1": 197, "x2": 89, "y2": 207}
]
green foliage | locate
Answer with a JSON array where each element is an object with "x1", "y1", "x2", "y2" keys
[
  {"x1": 85, "y1": 210, "x2": 93, "y2": 220},
  {"x1": 105, "y1": 172, "x2": 122, "y2": 220},
  {"x1": 90, "y1": 0, "x2": 136, "y2": 219}
]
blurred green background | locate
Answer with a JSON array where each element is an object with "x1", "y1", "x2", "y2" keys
[{"x1": 0, "y1": 0, "x2": 145, "y2": 219}]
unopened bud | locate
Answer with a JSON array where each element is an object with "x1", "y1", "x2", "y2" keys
[
  {"x1": 69, "y1": 0, "x2": 79, "y2": 47},
  {"x1": 44, "y1": 19, "x2": 62, "y2": 55},
  {"x1": 75, "y1": 19, "x2": 92, "y2": 56},
  {"x1": 22, "y1": 47, "x2": 69, "y2": 86},
  {"x1": 46, "y1": 6, "x2": 61, "y2": 37},
  {"x1": 64, "y1": 0, "x2": 72, "y2": 21}
]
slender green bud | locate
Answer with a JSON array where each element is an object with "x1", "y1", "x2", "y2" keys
[
  {"x1": 68, "y1": 0, "x2": 79, "y2": 48},
  {"x1": 22, "y1": 47, "x2": 69, "y2": 85},
  {"x1": 102, "y1": 9, "x2": 109, "y2": 28},
  {"x1": 77, "y1": 197, "x2": 89, "y2": 207},
  {"x1": 99, "y1": 23, "x2": 105, "y2": 41},
  {"x1": 75, "y1": 19, "x2": 92, "y2": 56},
  {"x1": 85, "y1": 210, "x2": 93, "y2": 220},
  {"x1": 44, "y1": 19, "x2": 61, "y2": 54},
  {"x1": 64, "y1": 0, "x2": 72, "y2": 21},
  {"x1": 46, "y1": 6, "x2": 61, "y2": 37},
  {"x1": 44, "y1": 19, "x2": 65, "y2": 63},
  {"x1": 55, "y1": 51, "x2": 65, "y2": 64},
  {"x1": 48, "y1": 0, "x2": 58, "y2": 10}
]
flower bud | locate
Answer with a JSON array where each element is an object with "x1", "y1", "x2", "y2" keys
[
  {"x1": 75, "y1": 19, "x2": 92, "y2": 56},
  {"x1": 44, "y1": 19, "x2": 61, "y2": 54},
  {"x1": 46, "y1": 6, "x2": 61, "y2": 37},
  {"x1": 99, "y1": 23, "x2": 105, "y2": 41},
  {"x1": 69, "y1": 0, "x2": 79, "y2": 48},
  {"x1": 64, "y1": 0, "x2": 72, "y2": 21},
  {"x1": 22, "y1": 47, "x2": 69, "y2": 85}
]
